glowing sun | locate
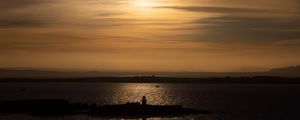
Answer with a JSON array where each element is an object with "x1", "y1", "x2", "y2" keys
[{"x1": 134, "y1": 0, "x2": 158, "y2": 7}]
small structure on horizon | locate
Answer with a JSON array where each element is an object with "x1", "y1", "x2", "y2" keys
[{"x1": 142, "y1": 96, "x2": 147, "y2": 105}]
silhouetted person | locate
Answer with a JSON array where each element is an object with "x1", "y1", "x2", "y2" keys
[{"x1": 142, "y1": 96, "x2": 147, "y2": 105}]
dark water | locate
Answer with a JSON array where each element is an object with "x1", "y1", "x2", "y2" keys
[{"x1": 0, "y1": 83, "x2": 300, "y2": 120}]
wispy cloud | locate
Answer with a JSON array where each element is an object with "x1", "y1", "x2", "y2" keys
[
  {"x1": 155, "y1": 6, "x2": 270, "y2": 14},
  {"x1": 0, "y1": 19, "x2": 48, "y2": 28},
  {"x1": 191, "y1": 16, "x2": 300, "y2": 42},
  {"x1": 0, "y1": 0, "x2": 51, "y2": 8},
  {"x1": 1, "y1": 0, "x2": 300, "y2": 71}
]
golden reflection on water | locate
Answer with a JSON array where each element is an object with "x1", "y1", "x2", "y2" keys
[
  {"x1": 95, "y1": 83, "x2": 214, "y2": 120},
  {"x1": 109, "y1": 83, "x2": 179, "y2": 105}
]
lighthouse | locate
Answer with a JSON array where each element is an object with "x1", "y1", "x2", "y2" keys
[{"x1": 142, "y1": 96, "x2": 147, "y2": 105}]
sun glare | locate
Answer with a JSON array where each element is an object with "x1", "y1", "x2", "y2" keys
[{"x1": 135, "y1": 0, "x2": 158, "y2": 7}]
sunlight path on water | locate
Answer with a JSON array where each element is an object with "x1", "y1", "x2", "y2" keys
[{"x1": 109, "y1": 83, "x2": 178, "y2": 105}]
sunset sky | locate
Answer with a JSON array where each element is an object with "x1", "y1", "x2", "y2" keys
[{"x1": 1, "y1": 0, "x2": 300, "y2": 72}]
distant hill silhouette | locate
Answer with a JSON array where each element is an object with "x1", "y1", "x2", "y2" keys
[
  {"x1": 269, "y1": 65, "x2": 300, "y2": 73},
  {"x1": 265, "y1": 65, "x2": 300, "y2": 77}
]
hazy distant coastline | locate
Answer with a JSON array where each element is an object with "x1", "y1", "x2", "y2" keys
[
  {"x1": 1, "y1": 66, "x2": 300, "y2": 84},
  {"x1": 1, "y1": 65, "x2": 300, "y2": 78},
  {"x1": 0, "y1": 76, "x2": 299, "y2": 84}
]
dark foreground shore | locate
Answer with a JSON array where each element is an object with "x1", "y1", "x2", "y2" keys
[{"x1": 0, "y1": 99, "x2": 210, "y2": 118}]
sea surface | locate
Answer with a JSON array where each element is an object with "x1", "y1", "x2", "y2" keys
[{"x1": 0, "y1": 83, "x2": 299, "y2": 120}]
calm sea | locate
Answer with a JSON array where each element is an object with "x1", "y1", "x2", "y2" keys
[{"x1": 0, "y1": 83, "x2": 299, "y2": 120}]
